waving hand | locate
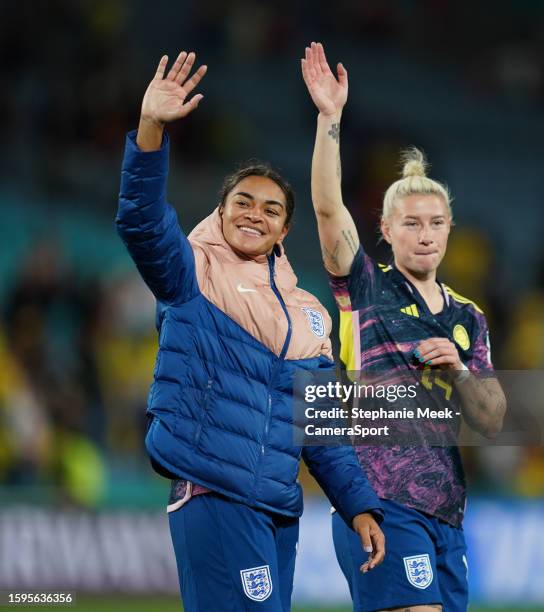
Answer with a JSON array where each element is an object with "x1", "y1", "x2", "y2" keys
[
  {"x1": 301, "y1": 42, "x2": 348, "y2": 116},
  {"x1": 141, "y1": 51, "x2": 207, "y2": 126},
  {"x1": 300, "y1": 42, "x2": 360, "y2": 276}
]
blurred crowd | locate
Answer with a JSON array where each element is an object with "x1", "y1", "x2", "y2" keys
[
  {"x1": 2, "y1": 1, "x2": 544, "y2": 204},
  {"x1": 0, "y1": 237, "x2": 157, "y2": 506},
  {"x1": 1, "y1": 0, "x2": 544, "y2": 508}
]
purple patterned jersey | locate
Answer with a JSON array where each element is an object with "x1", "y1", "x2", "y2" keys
[{"x1": 329, "y1": 247, "x2": 494, "y2": 526}]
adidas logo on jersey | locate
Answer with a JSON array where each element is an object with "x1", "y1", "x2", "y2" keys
[{"x1": 400, "y1": 304, "x2": 420, "y2": 318}]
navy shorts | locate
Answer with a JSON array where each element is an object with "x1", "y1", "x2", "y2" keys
[
  {"x1": 169, "y1": 492, "x2": 299, "y2": 612},
  {"x1": 333, "y1": 499, "x2": 468, "y2": 612}
]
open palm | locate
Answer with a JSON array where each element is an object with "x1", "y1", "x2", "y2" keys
[
  {"x1": 301, "y1": 42, "x2": 348, "y2": 116},
  {"x1": 141, "y1": 51, "x2": 207, "y2": 124}
]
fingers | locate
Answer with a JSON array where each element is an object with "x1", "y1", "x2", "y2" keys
[
  {"x1": 301, "y1": 58, "x2": 316, "y2": 91},
  {"x1": 156, "y1": 50, "x2": 204, "y2": 89},
  {"x1": 416, "y1": 338, "x2": 454, "y2": 355},
  {"x1": 154, "y1": 55, "x2": 168, "y2": 79},
  {"x1": 301, "y1": 58, "x2": 308, "y2": 80},
  {"x1": 304, "y1": 46, "x2": 317, "y2": 80},
  {"x1": 357, "y1": 522, "x2": 385, "y2": 573},
  {"x1": 183, "y1": 64, "x2": 208, "y2": 95},
  {"x1": 369, "y1": 525, "x2": 385, "y2": 569},
  {"x1": 416, "y1": 337, "x2": 452, "y2": 351},
  {"x1": 358, "y1": 524, "x2": 373, "y2": 573},
  {"x1": 417, "y1": 347, "x2": 446, "y2": 363},
  {"x1": 175, "y1": 51, "x2": 196, "y2": 85},
  {"x1": 179, "y1": 93, "x2": 204, "y2": 118},
  {"x1": 315, "y1": 42, "x2": 331, "y2": 75},
  {"x1": 415, "y1": 338, "x2": 458, "y2": 365},
  {"x1": 166, "y1": 50, "x2": 188, "y2": 81},
  {"x1": 337, "y1": 62, "x2": 348, "y2": 89},
  {"x1": 304, "y1": 42, "x2": 345, "y2": 86},
  {"x1": 306, "y1": 43, "x2": 322, "y2": 77},
  {"x1": 422, "y1": 355, "x2": 457, "y2": 367},
  {"x1": 359, "y1": 557, "x2": 371, "y2": 573},
  {"x1": 359, "y1": 524, "x2": 373, "y2": 553},
  {"x1": 191, "y1": 93, "x2": 204, "y2": 107},
  {"x1": 301, "y1": 58, "x2": 311, "y2": 87}
]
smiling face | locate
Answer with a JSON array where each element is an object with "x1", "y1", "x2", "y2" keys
[
  {"x1": 381, "y1": 193, "x2": 451, "y2": 278},
  {"x1": 220, "y1": 175, "x2": 290, "y2": 257}
]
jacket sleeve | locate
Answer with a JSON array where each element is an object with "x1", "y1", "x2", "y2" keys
[
  {"x1": 302, "y1": 446, "x2": 383, "y2": 528},
  {"x1": 302, "y1": 444, "x2": 384, "y2": 529},
  {"x1": 116, "y1": 130, "x2": 200, "y2": 304}
]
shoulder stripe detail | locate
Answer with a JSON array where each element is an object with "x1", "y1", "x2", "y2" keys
[
  {"x1": 444, "y1": 285, "x2": 484, "y2": 313},
  {"x1": 378, "y1": 263, "x2": 393, "y2": 272},
  {"x1": 339, "y1": 310, "x2": 360, "y2": 371}
]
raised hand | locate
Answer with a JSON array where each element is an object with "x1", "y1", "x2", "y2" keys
[
  {"x1": 141, "y1": 51, "x2": 207, "y2": 126},
  {"x1": 301, "y1": 42, "x2": 348, "y2": 116}
]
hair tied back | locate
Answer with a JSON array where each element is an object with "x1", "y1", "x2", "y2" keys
[{"x1": 400, "y1": 147, "x2": 428, "y2": 178}]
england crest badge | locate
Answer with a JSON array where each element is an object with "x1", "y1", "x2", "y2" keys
[
  {"x1": 302, "y1": 307, "x2": 325, "y2": 338},
  {"x1": 240, "y1": 565, "x2": 273, "y2": 601},
  {"x1": 403, "y1": 554, "x2": 433, "y2": 589}
]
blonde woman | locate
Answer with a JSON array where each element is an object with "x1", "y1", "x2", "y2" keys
[{"x1": 301, "y1": 42, "x2": 506, "y2": 612}]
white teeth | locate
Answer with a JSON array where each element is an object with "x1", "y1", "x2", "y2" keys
[{"x1": 239, "y1": 226, "x2": 262, "y2": 236}]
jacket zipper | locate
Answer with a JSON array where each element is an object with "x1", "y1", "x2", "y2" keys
[
  {"x1": 268, "y1": 253, "x2": 293, "y2": 362},
  {"x1": 253, "y1": 253, "x2": 292, "y2": 495},
  {"x1": 262, "y1": 394, "x2": 272, "y2": 455}
]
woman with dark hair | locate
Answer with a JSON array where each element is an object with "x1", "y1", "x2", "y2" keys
[{"x1": 116, "y1": 49, "x2": 385, "y2": 612}]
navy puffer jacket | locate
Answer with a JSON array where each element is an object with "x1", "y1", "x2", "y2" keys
[{"x1": 116, "y1": 131, "x2": 383, "y2": 526}]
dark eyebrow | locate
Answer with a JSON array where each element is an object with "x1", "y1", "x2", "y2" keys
[{"x1": 234, "y1": 191, "x2": 285, "y2": 208}]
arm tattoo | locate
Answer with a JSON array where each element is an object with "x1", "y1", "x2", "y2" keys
[
  {"x1": 328, "y1": 122, "x2": 340, "y2": 143},
  {"x1": 462, "y1": 377, "x2": 505, "y2": 430},
  {"x1": 341, "y1": 229, "x2": 358, "y2": 256},
  {"x1": 481, "y1": 378, "x2": 506, "y2": 407},
  {"x1": 321, "y1": 240, "x2": 340, "y2": 270},
  {"x1": 336, "y1": 149, "x2": 342, "y2": 180}
]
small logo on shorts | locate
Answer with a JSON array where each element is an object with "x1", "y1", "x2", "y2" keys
[
  {"x1": 403, "y1": 554, "x2": 434, "y2": 589},
  {"x1": 240, "y1": 565, "x2": 273, "y2": 601},
  {"x1": 302, "y1": 308, "x2": 325, "y2": 337}
]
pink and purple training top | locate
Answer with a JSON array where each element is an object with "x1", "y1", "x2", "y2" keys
[{"x1": 329, "y1": 246, "x2": 494, "y2": 527}]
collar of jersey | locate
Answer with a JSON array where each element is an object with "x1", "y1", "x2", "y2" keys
[{"x1": 389, "y1": 265, "x2": 450, "y2": 318}]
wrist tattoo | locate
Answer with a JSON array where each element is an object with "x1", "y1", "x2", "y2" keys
[{"x1": 328, "y1": 122, "x2": 340, "y2": 143}]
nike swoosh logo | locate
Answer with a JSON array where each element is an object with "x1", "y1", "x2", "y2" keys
[{"x1": 236, "y1": 283, "x2": 258, "y2": 294}]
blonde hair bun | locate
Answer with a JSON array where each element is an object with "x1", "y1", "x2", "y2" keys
[
  {"x1": 381, "y1": 146, "x2": 452, "y2": 222},
  {"x1": 400, "y1": 147, "x2": 428, "y2": 178}
]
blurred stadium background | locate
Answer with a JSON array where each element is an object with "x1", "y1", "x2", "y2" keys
[{"x1": 1, "y1": 1, "x2": 544, "y2": 610}]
